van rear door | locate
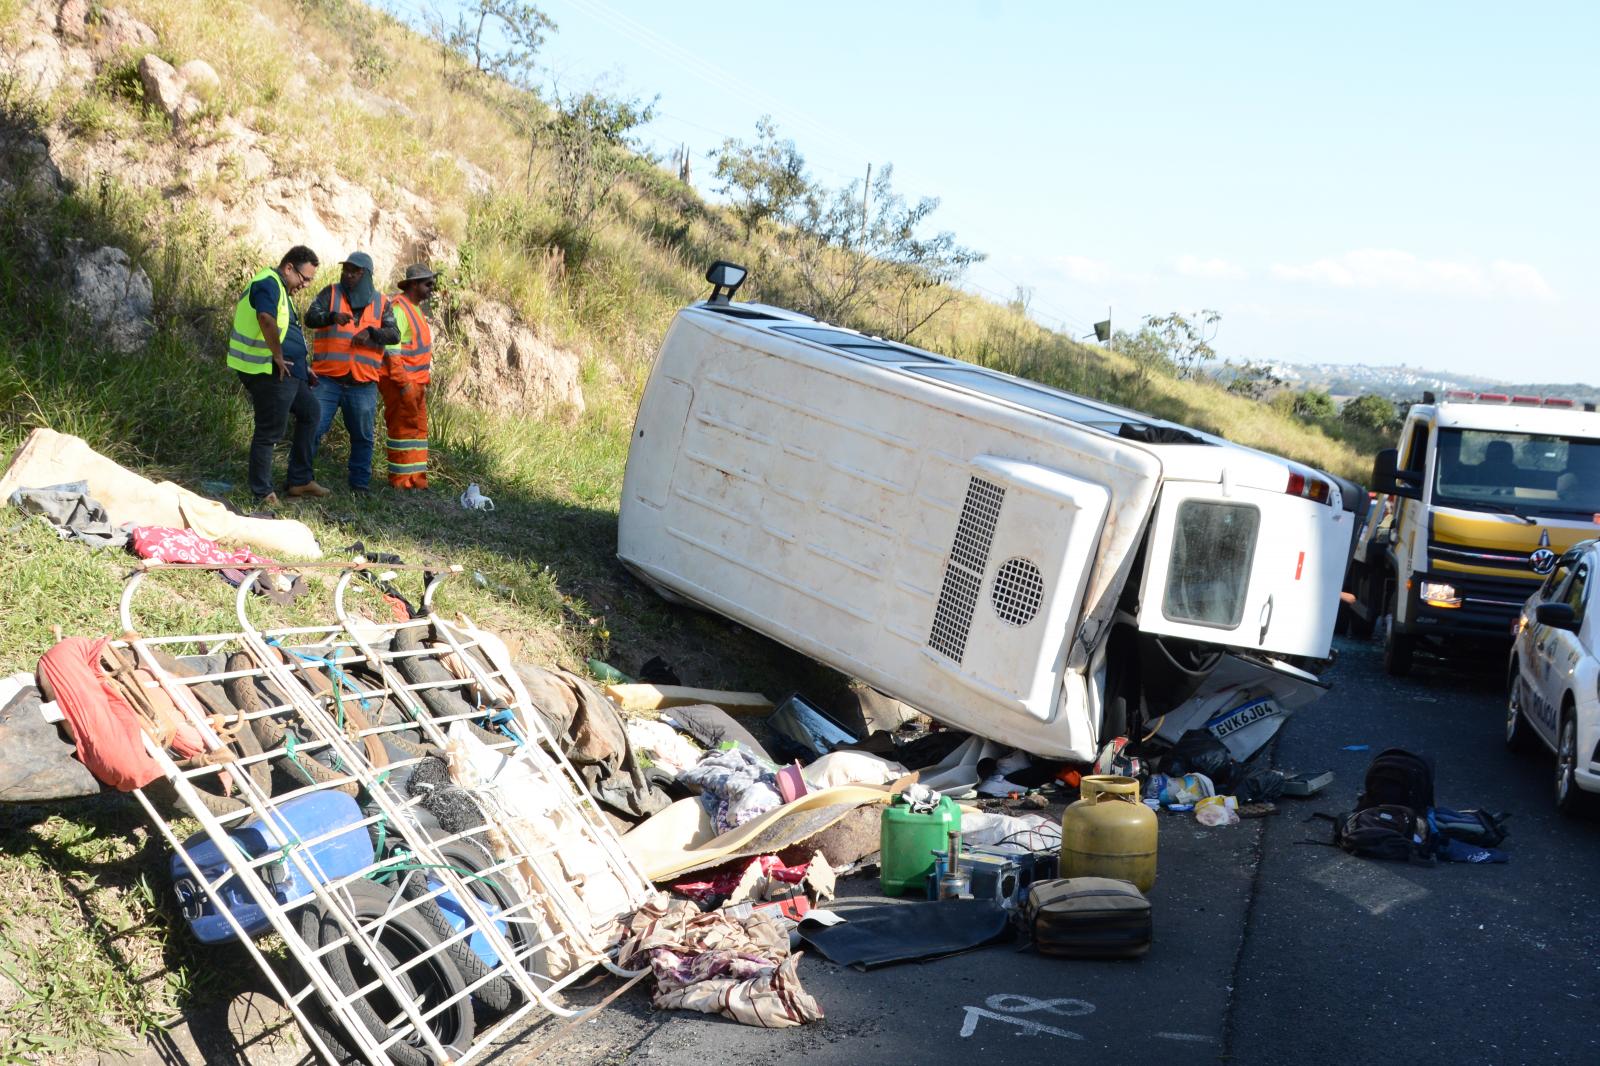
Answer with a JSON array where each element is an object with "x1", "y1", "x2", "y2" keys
[{"x1": 1135, "y1": 482, "x2": 1349, "y2": 659}]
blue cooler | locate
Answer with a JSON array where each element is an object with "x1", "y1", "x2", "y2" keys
[{"x1": 171, "y1": 791, "x2": 373, "y2": 944}]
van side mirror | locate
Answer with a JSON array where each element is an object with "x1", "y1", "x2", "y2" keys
[
  {"x1": 1371, "y1": 448, "x2": 1423, "y2": 500},
  {"x1": 1536, "y1": 602, "x2": 1579, "y2": 631}
]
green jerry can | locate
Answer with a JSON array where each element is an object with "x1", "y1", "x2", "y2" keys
[{"x1": 879, "y1": 793, "x2": 963, "y2": 896}]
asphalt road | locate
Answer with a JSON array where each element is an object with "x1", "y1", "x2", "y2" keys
[{"x1": 524, "y1": 634, "x2": 1600, "y2": 1066}]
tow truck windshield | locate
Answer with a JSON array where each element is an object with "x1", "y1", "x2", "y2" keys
[{"x1": 1434, "y1": 429, "x2": 1600, "y2": 515}]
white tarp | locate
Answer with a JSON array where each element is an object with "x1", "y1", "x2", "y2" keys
[{"x1": 1, "y1": 428, "x2": 321, "y2": 559}]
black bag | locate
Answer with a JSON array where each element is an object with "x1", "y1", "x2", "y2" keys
[
  {"x1": 1023, "y1": 877, "x2": 1152, "y2": 959},
  {"x1": 1333, "y1": 805, "x2": 1425, "y2": 862},
  {"x1": 1356, "y1": 748, "x2": 1434, "y2": 813},
  {"x1": 1167, "y1": 729, "x2": 1241, "y2": 792}
]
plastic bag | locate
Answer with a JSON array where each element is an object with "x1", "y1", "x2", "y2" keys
[{"x1": 1194, "y1": 795, "x2": 1240, "y2": 827}]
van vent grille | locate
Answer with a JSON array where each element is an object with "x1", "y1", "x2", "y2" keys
[
  {"x1": 992, "y1": 558, "x2": 1044, "y2": 626},
  {"x1": 928, "y1": 477, "x2": 1005, "y2": 662}
]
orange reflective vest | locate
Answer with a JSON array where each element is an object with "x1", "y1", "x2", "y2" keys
[
  {"x1": 385, "y1": 293, "x2": 432, "y2": 385},
  {"x1": 310, "y1": 285, "x2": 386, "y2": 383}
]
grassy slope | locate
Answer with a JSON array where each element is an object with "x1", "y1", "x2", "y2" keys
[{"x1": 0, "y1": 0, "x2": 1379, "y2": 1056}]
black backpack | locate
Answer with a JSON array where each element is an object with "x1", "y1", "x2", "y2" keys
[
  {"x1": 1333, "y1": 805, "x2": 1426, "y2": 862},
  {"x1": 1356, "y1": 748, "x2": 1434, "y2": 813}
]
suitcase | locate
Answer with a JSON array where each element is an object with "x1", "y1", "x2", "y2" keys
[{"x1": 1023, "y1": 877, "x2": 1152, "y2": 958}]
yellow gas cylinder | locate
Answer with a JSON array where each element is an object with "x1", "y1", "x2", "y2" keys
[{"x1": 1060, "y1": 775, "x2": 1157, "y2": 892}]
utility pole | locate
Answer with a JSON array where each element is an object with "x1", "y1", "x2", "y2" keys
[{"x1": 860, "y1": 163, "x2": 871, "y2": 247}]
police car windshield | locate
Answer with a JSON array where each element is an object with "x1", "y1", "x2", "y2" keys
[{"x1": 1434, "y1": 429, "x2": 1600, "y2": 515}]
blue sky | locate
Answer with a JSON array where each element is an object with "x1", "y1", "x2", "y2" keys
[{"x1": 400, "y1": 1, "x2": 1596, "y2": 382}]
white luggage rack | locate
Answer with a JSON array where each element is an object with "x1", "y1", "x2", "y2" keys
[{"x1": 117, "y1": 560, "x2": 653, "y2": 1065}]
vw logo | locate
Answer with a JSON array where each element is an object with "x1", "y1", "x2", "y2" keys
[{"x1": 1530, "y1": 548, "x2": 1557, "y2": 575}]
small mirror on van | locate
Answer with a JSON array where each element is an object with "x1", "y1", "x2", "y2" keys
[
  {"x1": 704, "y1": 260, "x2": 748, "y2": 305},
  {"x1": 1372, "y1": 448, "x2": 1422, "y2": 500},
  {"x1": 1535, "y1": 601, "x2": 1579, "y2": 631}
]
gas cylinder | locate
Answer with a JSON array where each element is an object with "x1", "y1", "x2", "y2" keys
[{"x1": 1060, "y1": 775, "x2": 1157, "y2": 892}]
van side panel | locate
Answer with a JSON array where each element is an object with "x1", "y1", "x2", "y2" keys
[{"x1": 619, "y1": 312, "x2": 1161, "y2": 758}]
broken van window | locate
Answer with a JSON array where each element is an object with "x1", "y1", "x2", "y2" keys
[{"x1": 1163, "y1": 501, "x2": 1260, "y2": 629}]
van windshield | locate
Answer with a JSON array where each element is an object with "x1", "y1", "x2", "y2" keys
[{"x1": 1434, "y1": 429, "x2": 1600, "y2": 515}]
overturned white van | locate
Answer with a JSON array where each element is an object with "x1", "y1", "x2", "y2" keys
[{"x1": 617, "y1": 264, "x2": 1359, "y2": 760}]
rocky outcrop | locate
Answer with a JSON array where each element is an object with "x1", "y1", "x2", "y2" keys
[
  {"x1": 233, "y1": 173, "x2": 445, "y2": 285},
  {"x1": 137, "y1": 54, "x2": 202, "y2": 127},
  {"x1": 442, "y1": 298, "x2": 585, "y2": 418},
  {"x1": 69, "y1": 245, "x2": 155, "y2": 352}
]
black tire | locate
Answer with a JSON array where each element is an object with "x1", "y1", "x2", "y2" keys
[
  {"x1": 398, "y1": 836, "x2": 528, "y2": 1015},
  {"x1": 1347, "y1": 570, "x2": 1379, "y2": 640},
  {"x1": 1554, "y1": 707, "x2": 1597, "y2": 819},
  {"x1": 1505, "y1": 662, "x2": 1536, "y2": 753},
  {"x1": 295, "y1": 879, "x2": 475, "y2": 1065},
  {"x1": 1383, "y1": 622, "x2": 1414, "y2": 677}
]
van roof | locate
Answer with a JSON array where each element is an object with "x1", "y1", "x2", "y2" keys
[{"x1": 690, "y1": 299, "x2": 1324, "y2": 482}]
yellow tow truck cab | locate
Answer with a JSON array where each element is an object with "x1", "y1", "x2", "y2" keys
[{"x1": 1347, "y1": 391, "x2": 1600, "y2": 676}]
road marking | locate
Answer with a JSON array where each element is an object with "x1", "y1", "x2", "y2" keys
[
  {"x1": 1154, "y1": 1032, "x2": 1215, "y2": 1042},
  {"x1": 959, "y1": 993, "x2": 1094, "y2": 1040}
]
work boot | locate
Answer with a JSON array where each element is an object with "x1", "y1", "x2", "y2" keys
[{"x1": 286, "y1": 481, "x2": 331, "y2": 499}]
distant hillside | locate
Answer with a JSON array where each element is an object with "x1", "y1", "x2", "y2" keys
[{"x1": 1269, "y1": 362, "x2": 1600, "y2": 405}]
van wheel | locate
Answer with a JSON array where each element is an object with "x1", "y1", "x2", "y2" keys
[
  {"x1": 1505, "y1": 665, "x2": 1535, "y2": 753},
  {"x1": 1383, "y1": 624, "x2": 1414, "y2": 677},
  {"x1": 1555, "y1": 709, "x2": 1595, "y2": 818}
]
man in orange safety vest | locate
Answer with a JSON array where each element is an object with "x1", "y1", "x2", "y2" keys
[
  {"x1": 303, "y1": 251, "x2": 397, "y2": 493},
  {"x1": 380, "y1": 264, "x2": 436, "y2": 489}
]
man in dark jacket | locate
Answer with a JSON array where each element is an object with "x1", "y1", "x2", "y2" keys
[{"x1": 303, "y1": 251, "x2": 398, "y2": 493}]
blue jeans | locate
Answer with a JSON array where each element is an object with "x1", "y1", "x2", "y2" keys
[{"x1": 311, "y1": 376, "x2": 378, "y2": 490}]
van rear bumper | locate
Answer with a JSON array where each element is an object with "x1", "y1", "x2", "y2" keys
[{"x1": 1399, "y1": 570, "x2": 1537, "y2": 639}]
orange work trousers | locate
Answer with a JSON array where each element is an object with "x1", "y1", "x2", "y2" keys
[{"x1": 377, "y1": 376, "x2": 428, "y2": 489}]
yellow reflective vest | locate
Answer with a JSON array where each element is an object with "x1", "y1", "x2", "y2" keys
[{"x1": 227, "y1": 267, "x2": 287, "y2": 374}]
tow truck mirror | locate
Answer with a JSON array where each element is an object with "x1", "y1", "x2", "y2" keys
[
  {"x1": 1372, "y1": 449, "x2": 1422, "y2": 501},
  {"x1": 1535, "y1": 602, "x2": 1579, "y2": 631}
]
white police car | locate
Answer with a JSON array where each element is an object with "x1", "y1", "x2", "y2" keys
[{"x1": 1506, "y1": 540, "x2": 1600, "y2": 815}]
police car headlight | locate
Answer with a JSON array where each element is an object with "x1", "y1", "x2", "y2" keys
[{"x1": 1420, "y1": 581, "x2": 1462, "y2": 608}]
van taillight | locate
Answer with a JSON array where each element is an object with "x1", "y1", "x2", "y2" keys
[{"x1": 1285, "y1": 472, "x2": 1332, "y2": 505}]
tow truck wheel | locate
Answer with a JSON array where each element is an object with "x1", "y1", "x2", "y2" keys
[
  {"x1": 1347, "y1": 570, "x2": 1379, "y2": 639},
  {"x1": 1383, "y1": 621, "x2": 1414, "y2": 677}
]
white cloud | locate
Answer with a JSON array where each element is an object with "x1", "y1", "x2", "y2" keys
[
  {"x1": 1271, "y1": 249, "x2": 1556, "y2": 302},
  {"x1": 1173, "y1": 254, "x2": 1246, "y2": 280}
]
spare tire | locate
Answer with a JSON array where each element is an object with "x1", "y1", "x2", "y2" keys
[
  {"x1": 294, "y1": 878, "x2": 475, "y2": 1066},
  {"x1": 398, "y1": 834, "x2": 532, "y2": 1015}
]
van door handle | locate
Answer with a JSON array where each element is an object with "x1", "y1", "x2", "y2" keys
[{"x1": 1259, "y1": 595, "x2": 1274, "y2": 645}]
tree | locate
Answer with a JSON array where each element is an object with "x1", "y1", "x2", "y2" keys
[
  {"x1": 537, "y1": 87, "x2": 658, "y2": 258},
  {"x1": 1341, "y1": 393, "x2": 1398, "y2": 434},
  {"x1": 1141, "y1": 310, "x2": 1220, "y2": 380},
  {"x1": 431, "y1": 0, "x2": 555, "y2": 89},
  {"x1": 1225, "y1": 360, "x2": 1286, "y2": 402},
  {"x1": 783, "y1": 163, "x2": 983, "y2": 338},
  {"x1": 1293, "y1": 388, "x2": 1337, "y2": 422},
  {"x1": 709, "y1": 116, "x2": 810, "y2": 239}
]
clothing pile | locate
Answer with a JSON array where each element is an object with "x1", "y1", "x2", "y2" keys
[{"x1": 617, "y1": 894, "x2": 823, "y2": 1028}]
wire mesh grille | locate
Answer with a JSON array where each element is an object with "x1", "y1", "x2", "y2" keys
[
  {"x1": 991, "y1": 557, "x2": 1044, "y2": 626},
  {"x1": 928, "y1": 477, "x2": 1006, "y2": 661}
]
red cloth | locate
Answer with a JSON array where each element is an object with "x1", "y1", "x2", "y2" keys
[
  {"x1": 37, "y1": 637, "x2": 161, "y2": 791},
  {"x1": 130, "y1": 527, "x2": 274, "y2": 568},
  {"x1": 673, "y1": 856, "x2": 811, "y2": 905}
]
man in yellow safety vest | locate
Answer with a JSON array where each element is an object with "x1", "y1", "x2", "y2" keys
[{"x1": 226, "y1": 245, "x2": 328, "y2": 504}]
